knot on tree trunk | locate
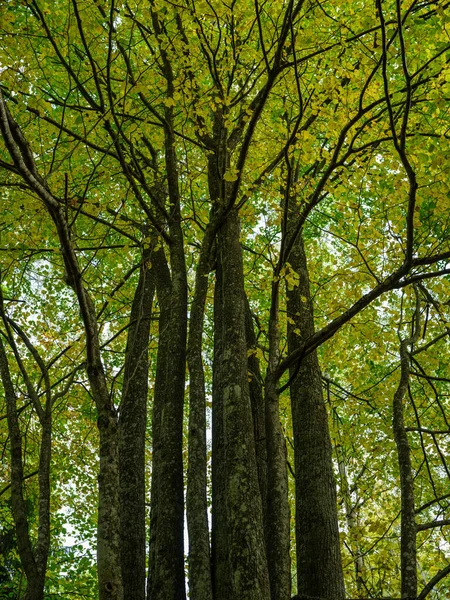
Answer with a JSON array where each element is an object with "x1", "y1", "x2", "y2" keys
[{"x1": 97, "y1": 415, "x2": 110, "y2": 430}]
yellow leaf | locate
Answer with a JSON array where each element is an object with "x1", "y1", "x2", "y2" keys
[{"x1": 223, "y1": 169, "x2": 239, "y2": 182}]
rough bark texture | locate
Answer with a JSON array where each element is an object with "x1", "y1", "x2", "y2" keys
[
  {"x1": 119, "y1": 251, "x2": 155, "y2": 600},
  {"x1": 0, "y1": 337, "x2": 44, "y2": 600},
  {"x1": 35, "y1": 418, "x2": 51, "y2": 594},
  {"x1": 147, "y1": 240, "x2": 187, "y2": 600},
  {"x1": 92, "y1": 366, "x2": 122, "y2": 600},
  {"x1": 213, "y1": 209, "x2": 270, "y2": 600},
  {"x1": 393, "y1": 339, "x2": 417, "y2": 599},
  {"x1": 186, "y1": 225, "x2": 215, "y2": 600},
  {"x1": 146, "y1": 43, "x2": 188, "y2": 595},
  {"x1": 212, "y1": 249, "x2": 232, "y2": 600},
  {"x1": 265, "y1": 283, "x2": 291, "y2": 600},
  {"x1": 287, "y1": 234, "x2": 345, "y2": 600},
  {"x1": 0, "y1": 290, "x2": 53, "y2": 600},
  {"x1": 244, "y1": 298, "x2": 267, "y2": 531}
]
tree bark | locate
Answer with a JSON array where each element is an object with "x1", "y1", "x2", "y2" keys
[
  {"x1": 0, "y1": 337, "x2": 45, "y2": 600},
  {"x1": 146, "y1": 37, "x2": 188, "y2": 593},
  {"x1": 244, "y1": 298, "x2": 267, "y2": 533},
  {"x1": 393, "y1": 339, "x2": 417, "y2": 599},
  {"x1": 286, "y1": 233, "x2": 345, "y2": 600},
  {"x1": 186, "y1": 224, "x2": 215, "y2": 600},
  {"x1": 212, "y1": 208, "x2": 270, "y2": 600},
  {"x1": 147, "y1": 237, "x2": 187, "y2": 600},
  {"x1": 211, "y1": 257, "x2": 231, "y2": 600},
  {"x1": 0, "y1": 289, "x2": 53, "y2": 600},
  {"x1": 92, "y1": 364, "x2": 122, "y2": 600},
  {"x1": 119, "y1": 249, "x2": 155, "y2": 600},
  {"x1": 265, "y1": 282, "x2": 291, "y2": 600}
]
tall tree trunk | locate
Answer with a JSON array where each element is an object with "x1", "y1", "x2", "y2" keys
[
  {"x1": 186, "y1": 225, "x2": 215, "y2": 600},
  {"x1": 265, "y1": 283, "x2": 291, "y2": 600},
  {"x1": 119, "y1": 250, "x2": 155, "y2": 600},
  {"x1": 92, "y1": 356, "x2": 122, "y2": 600},
  {"x1": 0, "y1": 338, "x2": 46, "y2": 600},
  {"x1": 286, "y1": 233, "x2": 345, "y2": 600},
  {"x1": 209, "y1": 150, "x2": 232, "y2": 600},
  {"x1": 147, "y1": 132, "x2": 187, "y2": 600},
  {"x1": 211, "y1": 257, "x2": 231, "y2": 600},
  {"x1": 146, "y1": 35, "x2": 188, "y2": 592},
  {"x1": 35, "y1": 417, "x2": 51, "y2": 596},
  {"x1": 212, "y1": 208, "x2": 270, "y2": 600},
  {"x1": 0, "y1": 286, "x2": 53, "y2": 600},
  {"x1": 393, "y1": 338, "x2": 417, "y2": 599},
  {"x1": 147, "y1": 236, "x2": 187, "y2": 600},
  {"x1": 244, "y1": 298, "x2": 267, "y2": 532}
]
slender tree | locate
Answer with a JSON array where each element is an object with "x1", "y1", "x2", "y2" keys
[{"x1": 1, "y1": 1, "x2": 450, "y2": 599}]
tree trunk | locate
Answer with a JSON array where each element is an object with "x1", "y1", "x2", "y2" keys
[
  {"x1": 147, "y1": 240, "x2": 187, "y2": 600},
  {"x1": 286, "y1": 234, "x2": 345, "y2": 600},
  {"x1": 211, "y1": 254, "x2": 231, "y2": 600},
  {"x1": 92, "y1": 364, "x2": 122, "y2": 600},
  {"x1": 265, "y1": 283, "x2": 291, "y2": 600},
  {"x1": 212, "y1": 208, "x2": 270, "y2": 600},
  {"x1": 0, "y1": 337, "x2": 44, "y2": 600},
  {"x1": 186, "y1": 225, "x2": 215, "y2": 600},
  {"x1": 244, "y1": 298, "x2": 267, "y2": 532},
  {"x1": 393, "y1": 339, "x2": 417, "y2": 599},
  {"x1": 119, "y1": 250, "x2": 155, "y2": 600},
  {"x1": 146, "y1": 54, "x2": 188, "y2": 595},
  {"x1": 34, "y1": 418, "x2": 51, "y2": 596}
]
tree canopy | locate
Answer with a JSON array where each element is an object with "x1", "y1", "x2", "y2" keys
[{"x1": 0, "y1": 0, "x2": 450, "y2": 599}]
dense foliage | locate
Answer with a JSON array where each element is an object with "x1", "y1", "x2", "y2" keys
[{"x1": 0, "y1": 0, "x2": 450, "y2": 599}]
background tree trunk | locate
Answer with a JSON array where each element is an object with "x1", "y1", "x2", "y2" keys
[
  {"x1": 265, "y1": 283, "x2": 291, "y2": 600},
  {"x1": 0, "y1": 337, "x2": 45, "y2": 600},
  {"x1": 147, "y1": 65, "x2": 188, "y2": 596},
  {"x1": 119, "y1": 249, "x2": 155, "y2": 600},
  {"x1": 394, "y1": 339, "x2": 417, "y2": 599},
  {"x1": 186, "y1": 225, "x2": 215, "y2": 600},
  {"x1": 245, "y1": 298, "x2": 268, "y2": 532},
  {"x1": 212, "y1": 255, "x2": 231, "y2": 600},
  {"x1": 287, "y1": 233, "x2": 345, "y2": 600}
]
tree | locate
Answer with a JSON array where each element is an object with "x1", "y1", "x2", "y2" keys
[{"x1": 1, "y1": 0, "x2": 450, "y2": 599}]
